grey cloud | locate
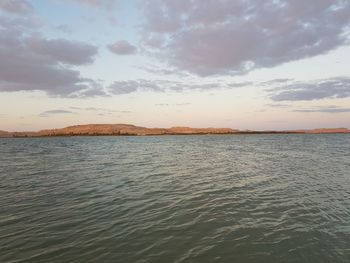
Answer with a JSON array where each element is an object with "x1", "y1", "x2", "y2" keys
[
  {"x1": 142, "y1": 0, "x2": 350, "y2": 76},
  {"x1": 0, "y1": 15, "x2": 41, "y2": 31},
  {"x1": 67, "y1": 0, "x2": 118, "y2": 8},
  {"x1": 140, "y1": 65, "x2": 190, "y2": 77},
  {"x1": 53, "y1": 25, "x2": 73, "y2": 34},
  {"x1": 261, "y1": 79, "x2": 293, "y2": 86},
  {"x1": 70, "y1": 106, "x2": 104, "y2": 111},
  {"x1": 293, "y1": 106, "x2": 350, "y2": 113},
  {"x1": 108, "y1": 80, "x2": 164, "y2": 94},
  {"x1": 0, "y1": 0, "x2": 33, "y2": 14},
  {"x1": 107, "y1": 79, "x2": 253, "y2": 94},
  {"x1": 26, "y1": 37, "x2": 98, "y2": 65},
  {"x1": 39, "y1": 110, "x2": 76, "y2": 117},
  {"x1": 108, "y1": 80, "x2": 141, "y2": 94},
  {"x1": 70, "y1": 107, "x2": 131, "y2": 113},
  {"x1": 0, "y1": 16, "x2": 102, "y2": 97},
  {"x1": 75, "y1": 84, "x2": 109, "y2": 98},
  {"x1": 108, "y1": 40, "x2": 137, "y2": 55},
  {"x1": 269, "y1": 77, "x2": 350, "y2": 101},
  {"x1": 188, "y1": 83, "x2": 220, "y2": 90},
  {"x1": 141, "y1": 33, "x2": 166, "y2": 48},
  {"x1": 142, "y1": 0, "x2": 190, "y2": 33},
  {"x1": 97, "y1": 112, "x2": 113, "y2": 116},
  {"x1": 227, "y1": 82, "x2": 252, "y2": 88},
  {"x1": 266, "y1": 103, "x2": 292, "y2": 108}
]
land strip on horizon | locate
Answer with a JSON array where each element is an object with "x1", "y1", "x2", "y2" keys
[{"x1": 0, "y1": 124, "x2": 349, "y2": 137}]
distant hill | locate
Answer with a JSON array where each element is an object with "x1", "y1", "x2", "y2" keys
[
  {"x1": 0, "y1": 124, "x2": 349, "y2": 137},
  {"x1": 292, "y1": 128, "x2": 350, "y2": 134},
  {"x1": 0, "y1": 130, "x2": 11, "y2": 137},
  {"x1": 6, "y1": 124, "x2": 239, "y2": 137}
]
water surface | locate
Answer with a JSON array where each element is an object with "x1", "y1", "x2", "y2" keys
[{"x1": 1, "y1": 135, "x2": 350, "y2": 262}]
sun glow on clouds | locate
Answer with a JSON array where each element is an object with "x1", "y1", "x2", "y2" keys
[{"x1": 0, "y1": 0, "x2": 349, "y2": 130}]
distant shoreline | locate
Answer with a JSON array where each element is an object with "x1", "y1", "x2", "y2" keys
[{"x1": 0, "y1": 124, "x2": 349, "y2": 138}]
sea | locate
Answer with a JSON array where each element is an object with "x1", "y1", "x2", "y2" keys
[{"x1": 1, "y1": 134, "x2": 350, "y2": 262}]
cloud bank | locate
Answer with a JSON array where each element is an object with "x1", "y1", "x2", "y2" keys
[
  {"x1": 1, "y1": 0, "x2": 350, "y2": 103},
  {"x1": 107, "y1": 79, "x2": 251, "y2": 94},
  {"x1": 142, "y1": 0, "x2": 350, "y2": 76},
  {"x1": 0, "y1": 15, "x2": 102, "y2": 97},
  {"x1": 269, "y1": 77, "x2": 350, "y2": 101}
]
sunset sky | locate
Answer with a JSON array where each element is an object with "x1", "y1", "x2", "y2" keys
[{"x1": 0, "y1": 0, "x2": 350, "y2": 131}]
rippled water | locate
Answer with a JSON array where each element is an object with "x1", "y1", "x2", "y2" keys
[{"x1": 1, "y1": 135, "x2": 350, "y2": 262}]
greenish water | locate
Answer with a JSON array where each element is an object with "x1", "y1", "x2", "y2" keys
[{"x1": 1, "y1": 135, "x2": 350, "y2": 262}]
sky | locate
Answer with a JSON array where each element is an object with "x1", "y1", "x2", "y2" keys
[{"x1": 0, "y1": 0, "x2": 349, "y2": 131}]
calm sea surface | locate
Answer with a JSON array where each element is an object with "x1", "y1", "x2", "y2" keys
[{"x1": 1, "y1": 135, "x2": 350, "y2": 262}]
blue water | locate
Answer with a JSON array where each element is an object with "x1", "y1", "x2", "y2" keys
[{"x1": 1, "y1": 135, "x2": 350, "y2": 262}]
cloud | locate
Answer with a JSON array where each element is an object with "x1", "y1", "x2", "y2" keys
[
  {"x1": 0, "y1": 16, "x2": 103, "y2": 97},
  {"x1": 106, "y1": 80, "x2": 186, "y2": 94},
  {"x1": 140, "y1": 65, "x2": 190, "y2": 77},
  {"x1": 107, "y1": 79, "x2": 166, "y2": 94},
  {"x1": 141, "y1": 0, "x2": 350, "y2": 76},
  {"x1": 0, "y1": 0, "x2": 33, "y2": 14},
  {"x1": 0, "y1": 10, "x2": 248, "y2": 100},
  {"x1": 227, "y1": 82, "x2": 252, "y2": 88},
  {"x1": 0, "y1": 12, "x2": 41, "y2": 30},
  {"x1": 70, "y1": 106, "x2": 131, "y2": 113},
  {"x1": 264, "y1": 103, "x2": 350, "y2": 113},
  {"x1": 26, "y1": 37, "x2": 98, "y2": 65},
  {"x1": 261, "y1": 79, "x2": 293, "y2": 86},
  {"x1": 175, "y1": 103, "x2": 191, "y2": 106},
  {"x1": 155, "y1": 103, "x2": 191, "y2": 106},
  {"x1": 108, "y1": 80, "x2": 142, "y2": 94},
  {"x1": 269, "y1": 77, "x2": 350, "y2": 101},
  {"x1": 107, "y1": 79, "x2": 254, "y2": 95},
  {"x1": 293, "y1": 106, "x2": 350, "y2": 113},
  {"x1": 266, "y1": 103, "x2": 292, "y2": 108},
  {"x1": 68, "y1": 0, "x2": 117, "y2": 7},
  {"x1": 53, "y1": 25, "x2": 73, "y2": 34},
  {"x1": 71, "y1": 81, "x2": 109, "y2": 98},
  {"x1": 39, "y1": 110, "x2": 76, "y2": 117},
  {"x1": 108, "y1": 40, "x2": 137, "y2": 55}
]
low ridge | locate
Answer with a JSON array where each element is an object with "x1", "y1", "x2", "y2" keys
[{"x1": 0, "y1": 124, "x2": 349, "y2": 137}]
